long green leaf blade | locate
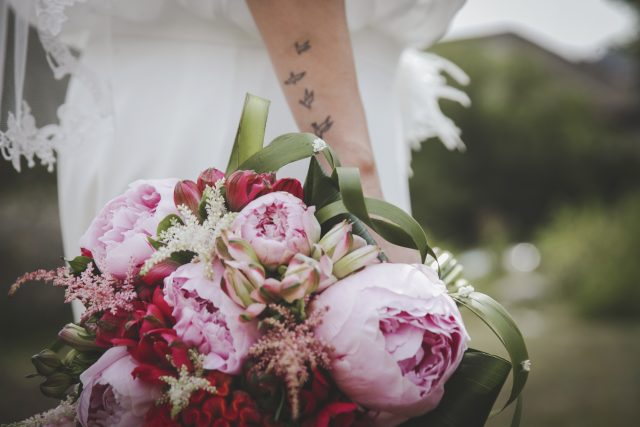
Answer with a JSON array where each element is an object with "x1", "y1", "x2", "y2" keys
[
  {"x1": 225, "y1": 93, "x2": 270, "y2": 175},
  {"x1": 454, "y1": 292, "x2": 530, "y2": 415}
]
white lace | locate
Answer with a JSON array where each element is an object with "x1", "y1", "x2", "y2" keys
[
  {"x1": 397, "y1": 48, "x2": 471, "y2": 153},
  {"x1": 0, "y1": 0, "x2": 110, "y2": 172}
]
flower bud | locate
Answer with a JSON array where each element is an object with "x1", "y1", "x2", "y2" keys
[
  {"x1": 66, "y1": 350, "x2": 100, "y2": 376},
  {"x1": 58, "y1": 323, "x2": 101, "y2": 352},
  {"x1": 216, "y1": 231, "x2": 260, "y2": 264},
  {"x1": 225, "y1": 170, "x2": 275, "y2": 211},
  {"x1": 240, "y1": 303, "x2": 267, "y2": 321},
  {"x1": 31, "y1": 349, "x2": 62, "y2": 376},
  {"x1": 272, "y1": 178, "x2": 304, "y2": 200},
  {"x1": 40, "y1": 372, "x2": 74, "y2": 398},
  {"x1": 173, "y1": 180, "x2": 201, "y2": 217},
  {"x1": 222, "y1": 261, "x2": 265, "y2": 308},
  {"x1": 317, "y1": 221, "x2": 353, "y2": 262},
  {"x1": 265, "y1": 254, "x2": 336, "y2": 303},
  {"x1": 333, "y1": 245, "x2": 381, "y2": 279},
  {"x1": 280, "y1": 263, "x2": 320, "y2": 303},
  {"x1": 197, "y1": 167, "x2": 225, "y2": 192}
]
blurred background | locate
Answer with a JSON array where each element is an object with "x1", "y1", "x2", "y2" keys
[{"x1": 1, "y1": 0, "x2": 639, "y2": 425}]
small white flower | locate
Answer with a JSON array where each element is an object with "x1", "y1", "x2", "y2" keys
[
  {"x1": 141, "y1": 180, "x2": 235, "y2": 278},
  {"x1": 312, "y1": 138, "x2": 327, "y2": 153},
  {"x1": 521, "y1": 359, "x2": 532, "y2": 372}
]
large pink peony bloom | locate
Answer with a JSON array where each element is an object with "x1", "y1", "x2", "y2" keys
[
  {"x1": 78, "y1": 346, "x2": 161, "y2": 427},
  {"x1": 232, "y1": 191, "x2": 321, "y2": 269},
  {"x1": 79, "y1": 179, "x2": 178, "y2": 278},
  {"x1": 312, "y1": 263, "x2": 469, "y2": 426},
  {"x1": 163, "y1": 262, "x2": 259, "y2": 374}
]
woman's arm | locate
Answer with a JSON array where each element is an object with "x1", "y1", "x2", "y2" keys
[
  {"x1": 247, "y1": 0, "x2": 420, "y2": 263},
  {"x1": 245, "y1": 0, "x2": 383, "y2": 199}
]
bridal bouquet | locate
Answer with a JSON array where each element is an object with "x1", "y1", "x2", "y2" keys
[{"x1": 6, "y1": 95, "x2": 528, "y2": 427}]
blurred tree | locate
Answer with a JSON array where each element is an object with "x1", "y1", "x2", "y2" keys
[
  {"x1": 536, "y1": 192, "x2": 640, "y2": 318},
  {"x1": 409, "y1": 37, "x2": 640, "y2": 247}
]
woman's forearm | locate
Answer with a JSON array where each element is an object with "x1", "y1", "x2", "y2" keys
[{"x1": 246, "y1": 0, "x2": 383, "y2": 198}]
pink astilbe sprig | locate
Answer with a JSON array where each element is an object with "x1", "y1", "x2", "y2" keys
[
  {"x1": 9, "y1": 263, "x2": 137, "y2": 322},
  {"x1": 248, "y1": 303, "x2": 332, "y2": 420}
]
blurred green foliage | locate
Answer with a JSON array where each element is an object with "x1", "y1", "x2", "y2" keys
[
  {"x1": 536, "y1": 192, "x2": 640, "y2": 318},
  {"x1": 409, "y1": 40, "x2": 640, "y2": 247}
]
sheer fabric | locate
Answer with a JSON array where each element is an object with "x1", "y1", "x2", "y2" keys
[{"x1": 0, "y1": 0, "x2": 469, "y2": 258}]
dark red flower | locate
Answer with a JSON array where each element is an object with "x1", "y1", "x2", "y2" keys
[
  {"x1": 95, "y1": 286, "x2": 175, "y2": 349},
  {"x1": 225, "y1": 170, "x2": 275, "y2": 211},
  {"x1": 300, "y1": 369, "x2": 362, "y2": 427},
  {"x1": 272, "y1": 178, "x2": 304, "y2": 200},
  {"x1": 224, "y1": 170, "x2": 304, "y2": 212},
  {"x1": 174, "y1": 180, "x2": 202, "y2": 216},
  {"x1": 80, "y1": 247, "x2": 93, "y2": 258},
  {"x1": 197, "y1": 168, "x2": 226, "y2": 193},
  {"x1": 144, "y1": 404, "x2": 180, "y2": 427},
  {"x1": 144, "y1": 371, "x2": 272, "y2": 427},
  {"x1": 130, "y1": 328, "x2": 183, "y2": 384},
  {"x1": 141, "y1": 259, "x2": 180, "y2": 286}
]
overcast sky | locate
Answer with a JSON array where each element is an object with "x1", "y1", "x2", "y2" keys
[{"x1": 446, "y1": 0, "x2": 638, "y2": 61}]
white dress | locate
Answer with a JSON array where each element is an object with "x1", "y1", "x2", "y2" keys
[{"x1": 0, "y1": 0, "x2": 470, "y2": 262}]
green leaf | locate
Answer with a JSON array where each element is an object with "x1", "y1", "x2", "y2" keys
[
  {"x1": 315, "y1": 192, "x2": 436, "y2": 263},
  {"x1": 453, "y1": 292, "x2": 530, "y2": 417},
  {"x1": 303, "y1": 157, "x2": 340, "y2": 209},
  {"x1": 238, "y1": 131, "x2": 340, "y2": 174},
  {"x1": 401, "y1": 350, "x2": 511, "y2": 427},
  {"x1": 156, "y1": 214, "x2": 183, "y2": 236},
  {"x1": 147, "y1": 236, "x2": 164, "y2": 250},
  {"x1": 303, "y1": 157, "x2": 379, "y2": 247},
  {"x1": 238, "y1": 132, "x2": 318, "y2": 172},
  {"x1": 170, "y1": 250, "x2": 197, "y2": 265},
  {"x1": 67, "y1": 256, "x2": 92, "y2": 275},
  {"x1": 226, "y1": 94, "x2": 271, "y2": 175}
]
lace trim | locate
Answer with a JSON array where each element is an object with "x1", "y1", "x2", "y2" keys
[
  {"x1": 0, "y1": 100, "x2": 112, "y2": 172},
  {"x1": 0, "y1": 0, "x2": 108, "y2": 172},
  {"x1": 36, "y1": 0, "x2": 85, "y2": 36},
  {"x1": 397, "y1": 48, "x2": 471, "y2": 152}
]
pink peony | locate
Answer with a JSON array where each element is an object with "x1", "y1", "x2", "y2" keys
[
  {"x1": 163, "y1": 262, "x2": 259, "y2": 374},
  {"x1": 312, "y1": 263, "x2": 469, "y2": 426},
  {"x1": 79, "y1": 179, "x2": 178, "y2": 278},
  {"x1": 232, "y1": 191, "x2": 321, "y2": 269},
  {"x1": 78, "y1": 346, "x2": 161, "y2": 427}
]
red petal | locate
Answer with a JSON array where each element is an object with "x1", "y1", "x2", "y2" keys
[{"x1": 273, "y1": 178, "x2": 304, "y2": 199}]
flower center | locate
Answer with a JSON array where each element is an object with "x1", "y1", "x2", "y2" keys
[
  {"x1": 379, "y1": 312, "x2": 458, "y2": 391},
  {"x1": 87, "y1": 383, "x2": 124, "y2": 427},
  {"x1": 256, "y1": 203, "x2": 289, "y2": 239},
  {"x1": 138, "y1": 184, "x2": 161, "y2": 209}
]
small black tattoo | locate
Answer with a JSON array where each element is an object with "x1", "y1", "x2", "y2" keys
[
  {"x1": 294, "y1": 40, "x2": 311, "y2": 55},
  {"x1": 284, "y1": 71, "x2": 306, "y2": 85},
  {"x1": 311, "y1": 115, "x2": 334, "y2": 137},
  {"x1": 299, "y1": 88, "x2": 314, "y2": 109}
]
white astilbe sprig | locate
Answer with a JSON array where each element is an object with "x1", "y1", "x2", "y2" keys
[
  {"x1": 141, "y1": 181, "x2": 236, "y2": 278},
  {"x1": 6, "y1": 395, "x2": 77, "y2": 426}
]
